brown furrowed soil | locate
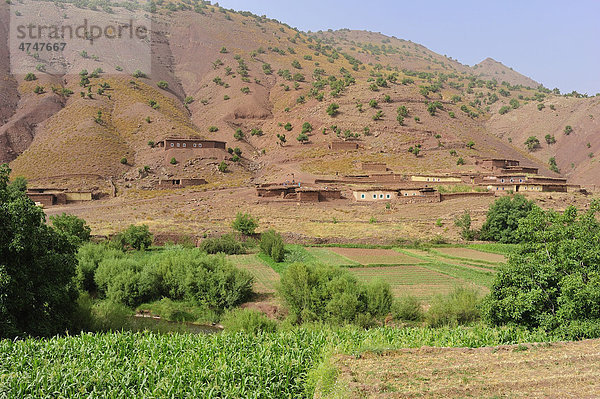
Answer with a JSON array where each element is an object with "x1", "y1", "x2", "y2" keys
[
  {"x1": 433, "y1": 247, "x2": 507, "y2": 264},
  {"x1": 329, "y1": 248, "x2": 426, "y2": 265},
  {"x1": 332, "y1": 339, "x2": 600, "y2": 398}
]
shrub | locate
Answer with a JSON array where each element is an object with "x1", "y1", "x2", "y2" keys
[
  {"x1": 456, "y1": 157, "x2": 465, "y2": 165},
  {"x1": 426, "y1": 287, "x2": 481, "y2": 327},
  {"x1": 220, "y1": 308, "x2": 277, "y2": 334},
  {"x1": 218, "y1": 161, "x2": 228, "y2": 172},
  {"x1": 392, "y1": 295, "x2": 423, "y2": 321},
  {"x1": 156, "y1": 81, "x2": 169, "y2": 89},
  {"x1": 50, "y1": 213, "x2": 91, "y2": 246},
  {"x1": 240, "y1": 87, "x2": 250, "y2": 94},
  {"x1": 120, "y1": 157, "x2": 128, "y2": 165},
  {"x1": 480, "y1": 195, "x2": 537, "y2": 243},
  {"x1": 564, "y1": 125, "x2": 573, "y2": 135},
  {"x1": 184, "y1": 96, "x2": 194, "y2": 104},
  {"x1": 278, "y1": 263, "x2": 392, "y2": 325},
  {"x1": 297, "y1": 133, "x2": 309, "y2": 143},
  {"x1": 466, "y1": 141, "x2": 475, "y2": 149},
  {"x1": 232, "y1": 213, "x2": 258, "y2": 235},
  {"x1": 24, "y1": 72, "x2": 37, "y2": 81},
  {"x1": 326, "y1": 103, "x2": 339, "y2": 116},
  {"x1": 234, "y1": 129, "x2": 244, "y2": 140},
  {"x1": 524, "y1": 136, "x2": 540, "y2": 151},
  {"x1": 301, "y1": 122, "x2": 313, "y2": 134},
  {"x1": 284, "y1": 122, "x2": 293, "y2": 131},
  {"x1": 112, "y1": 224, "x2": 152, "y2": 251},
  {"x1": 170, "y1": 157, "x2": 177, "y2": 165},
  {"x1": 133, "y1": 70, "x2": 146, "y2": 78},
  {"x1": 454, "y1": 210, "x2": 475, "y2": 241},
  {"x1": 498, "y1": 106, "x2": 510, "y2": 115},
  {"x1": 200, "y1": 234, "x2": 245, "y2": 255},
  {"x1": 209, "y1": 126, "x2": 219, "y2": 132},
  {"x1": 260, "y1": 230, "x2": 285, "y2": 262},
  {"x1": 549, "y1": 157, "x2": 560, "y2": 173},
  {"x1": 545, "y1": 134, "x2": 556, "y2": 145}
]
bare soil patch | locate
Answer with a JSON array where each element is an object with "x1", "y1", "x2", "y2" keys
[
  {"x1": 329, "y1": 248, "x2": 425, "y2": 265},
  {"x1": 334, "y1": 339, "x2": 600, "y2": 398}
]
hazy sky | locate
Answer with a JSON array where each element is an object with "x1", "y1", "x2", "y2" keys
[{"x1": 217, "y1": 0, "x2": 600, "y2": 95}]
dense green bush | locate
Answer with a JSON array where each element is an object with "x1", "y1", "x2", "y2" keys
[
  {"x1": 200, "y1": 234, "x2": 245, "y2": 255},
  {"x1": 426, "y1": 286, "x2": 481, "y2": 327},
  {"x1": 0, "y1": 165, "x2": 79, "y2": 338},
  {"x1": 232, "y1": 212, "x2": 258, "y2": 235},
  {"x1": 483, "y1": 202, "x2": 600, "y2": 338},
  {"x1": 112, "y1": 224, "x2": 153, "y2": 251},
  {"x1": 50, "y1": 213, "x2": 91, "y2": 246},
  {"x1": 76, "y1": 243, "x2": 123, "y2": 293},
  {"x1": 221, "y1": 308, "x2": 277, "y2": 334},
  {"x1": 260, "y1": 230, "x2": 286, "y2": 262},
  {"x1": 278, "y1": 263, "x2": 392, "y2": 325},
  {"x1": 480, "y1": 195, "x2": 537, "y2": 243},
  {"x1": 392, "y1": 295, "x2": 424, "y2": 321},
  {"x1": 92, "y1": 247, "x2": 253, "y2": 311}
]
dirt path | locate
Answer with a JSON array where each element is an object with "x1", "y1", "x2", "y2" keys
[{"x1": 333, "y1": 339, "x2": 600, "y2": 398}]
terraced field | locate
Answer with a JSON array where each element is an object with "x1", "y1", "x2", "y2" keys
[{"x1": 326, "y1": 247, "x2": 426, "y2": 266}]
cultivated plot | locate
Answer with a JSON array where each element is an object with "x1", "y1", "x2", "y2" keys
[
  {"x1": 328, "y1": 247, "x2": 426, "y2": 266},
  {"x1": 433, "y1": 247, "x2": 506, "y2": 264},
  {"x1": 305, "y1": 247, "x2": 360, "y2": 267},
  {"x1": 228, "y1": 254, "x2": 279, "y2": 294}
]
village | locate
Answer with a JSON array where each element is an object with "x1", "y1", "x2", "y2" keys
[{"x1": 26, "y1": 135, "x2": 589, "y2": 208}]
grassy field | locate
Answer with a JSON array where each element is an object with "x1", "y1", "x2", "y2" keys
[{"x1": 228, "y1": 254, "x2": 279, "y2": 294}]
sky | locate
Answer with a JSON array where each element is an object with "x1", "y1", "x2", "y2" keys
[{"x1": 217, "y1": 0, "x2": 600, "y2": 95}]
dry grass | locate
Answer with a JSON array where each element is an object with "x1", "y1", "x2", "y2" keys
[{"x1": 332, "y1": 339, "x2": 600, "y2": 398}]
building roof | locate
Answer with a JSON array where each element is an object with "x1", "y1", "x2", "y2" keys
[{"x1": 163, "y1": 137, "x2": 226, "y2": 144}]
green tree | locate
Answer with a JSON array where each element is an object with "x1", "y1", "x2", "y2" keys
[
  {"x1": 218, "y1": 161, "x2": 228, "y2": 172},
  {"x1": 524, "y1": 136, "x2": 540, "y2": 151},
  {"x1": 49, "y1": 213, "x2": 91, "y2": 246},
  {"x1": 454, "y1": 210, "x2": 475, "y2": 241},
  {"x1": 326, "y1": 103, "x2": 339, "y2": 116},
  {"x1": 112, "y1": 224, "x2": 153, "y2": 251},
  {"x1": 483, "y1": 203, "x2": 600, "y2": 337},
  {"x1": 545, "y1": 134, "x2": 556, "y2": 145},
  {"x1": 480, "y1": 195, "x2": 537, "y2": 243},
  {"x1": 0, "y1": 165, "x2": 78, "y2": 338},
  {"x1": 232, "y1": 213, "x2": 258, "y2": 235},
  {"x1": 564, "y1": 125, "x2": 573, "y2": 135}
]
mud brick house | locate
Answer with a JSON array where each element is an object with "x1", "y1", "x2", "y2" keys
[
  {"x1": 361, "y1": 162, "x2": 388, "y2": 172},
  {"x1": 476, "y1": 158, "x2": 539, "y2": 175},
  {"x1": 411, "y1": 174, "x2": 462, "y2": 184},
  {"x1": 158, "y1": 137, "x2": 228, "y2": 164},
  {"x1": 353, "y1": 188, "x2": 397, "y2": 201},
  {"x1": 329, "y1": 141, "x2": 359, "y2": 151},
  {"x1": 399, "y1": 187, "x2": 438, "y2": 197},
  {"x1": 483, "y1": 175, "x2": 568, "y2": 194},
  {"x1": 256, "y1": 183, "x2": 300, "y2": 198},
  {"x1": 296, "y1": 187, "x2": 342, "y2": 202},
  {"x1": 158, "y1": 178, "x2": 207, "y2": 188}
]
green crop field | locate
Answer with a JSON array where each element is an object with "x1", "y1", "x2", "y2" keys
[
  {"x1": 305, "y1": 247, "x2": 360, "y2": 267},
  {"x1": 0, "y1": 327, "x2": 557, "y2": 398},
  {"x1": 228, "y1": 254, "x2": 280, "y2": 293}
]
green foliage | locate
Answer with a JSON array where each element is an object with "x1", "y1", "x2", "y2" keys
[
  {"x1": 184, "y1": 96, "x2": 194, "y2": 105},
  {"x1": 112, "y1": 225, "x2": 153, "y2": 251},
  {"x1": 218, "y1": 161, "x2": 228, "y2": 173},
  {"x1": 24, "y1": 72, "x2": 37, "y2": 81},
  {"x1": 509, "y1": 98, "x2": 520, "y2": 109},
  {"x1": 234, "y1": 129, "x2": 244, "y2": 140},
  {"x1": 284, "y1": 122, "x2": 293, "y2": 131},
  {"x1": 156, "y1": 81, "x2": 169, "y2": 89},
  {"x1": 0, "y1": 165, "x2": 78, "y2": 338},
  {"x1": 564, "y1": 125, "x2": 573, "y2": 135},
  {"x1": 209, "y1": 126, "x2": 219, "y2": 132},
  {"x1": 221, "y1": 308, "x2": 277, "y2": 334},
  {"x1": 480, "y1": 195, "x2": 537, "y2": 243},
  {"x1": 483, "y1": 202, "x2": 600, "y2": 338},
  {"x1": 456, "y1": 157, "x2": 465, "y2": 165},
  {"x1": 240, "y1": 87, "x2": 250, "y2": 94},
  {"x1": 278, "y1": 263, "x2": 392, "y2": 325},
  {"x1": 326, "y1": 103, "x2": 339, "y2": 116},
  {"x1": 49, "y1": 213, "x2": 91, "y2": 246},
  {"x1": 259, "y1": 230, "x2": 286, "y2": 262},
  {"x1": 170, "y1": 157, "x2": 177, "y2": 165},
  {"x1": 498, "y1": 106, "x2": 510, "y2": 115},
  {"x1": 120, "y1": 157, "x2": 128, "y2": 165},
  {"x1": 232, "y1": 213, "x2": 258, "y2": 235},
  {"x1": 524, "y1": 136, "x2": 540, "y2": 151},
  {"x1": 545, "y1": 134, "x2": 556, "y2": 145},
  {"x1": 549, "y1": 157, "x2": 560, "y2": 173},
  {"x1": 454, "y1": 210, "x2": 476, "y2": 241},
  {"x1": 297, "y1": 133, "x2": 309, "y2": 143},
  {"x1": 392, "y1": 296, "x2": 424, "y2": 321},
  {"x1": 199, "y1": 234, "x2": 245, "y2": 255},
  {"x1": 92, "y1": 247, "x2": 253, "y2": 311},
  {"x1": 301, "y1": 122, "x2": 313, "y2": 134},
  {"x1": 132, "y1": 70, "x2": 146, "y2": 78},
  {"x1": 426, "y1": 287, "x2": 481, "y2": 327},
  {"x1": 466, "y1": 141, "x2": 475, "y2": 149},
  {"x1": 537, "y1": 103, "x2": 545, "y2": 111}
]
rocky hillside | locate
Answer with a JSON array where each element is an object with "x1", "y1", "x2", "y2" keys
[{"x1": 1, "y1": 0, "x2": 598, "y2": 190}]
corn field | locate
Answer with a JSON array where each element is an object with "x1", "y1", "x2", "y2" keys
[{"x1": 0, "y1": 326, "x2": 555, "y2": 398}]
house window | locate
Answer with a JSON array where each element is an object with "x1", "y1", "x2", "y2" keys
[
  {"x1": 170, "y1": 143, "x2": 174, "y2": 147},
  {"x1": 501, "y1": 179, "x2": 505, "y2": 183},
  {"x1": 176, "y1": 143, "x2": 180, "y2": 147},
  {"x1": 379, "y1": 194, "x2": 384, "y2": 199},
  {"x1": 519, "y1": 179, "x2": 523, "y2": 182},
  {"x1": 426, "y1": 178, "x2": 430, "y2": 182},
  {"x1": 386, "y1": 194, "x2": 390, "y2": 199},
  {"x1": 361, "y1": 194, "x2": 365, "y2": 199},
  {"x1": 510, "y1": 179, "x2": 514, "y2": 182},
  {"x1": 182, "y1": 143, "x2": 186, "y2": 147},
  {"x1": 198, "y1": 143, "x2": 203, "y2": 148},
  {"x1": 373, "y1": 194, "x2": 377, "y2": 199},
  {"x1": 193, "y1": 144, "x2": 197, "y2": 148}
]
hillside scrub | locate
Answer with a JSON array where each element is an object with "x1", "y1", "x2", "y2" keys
[{"x1": 260, "y1": 229, "x2": 285, "y2": 262}]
